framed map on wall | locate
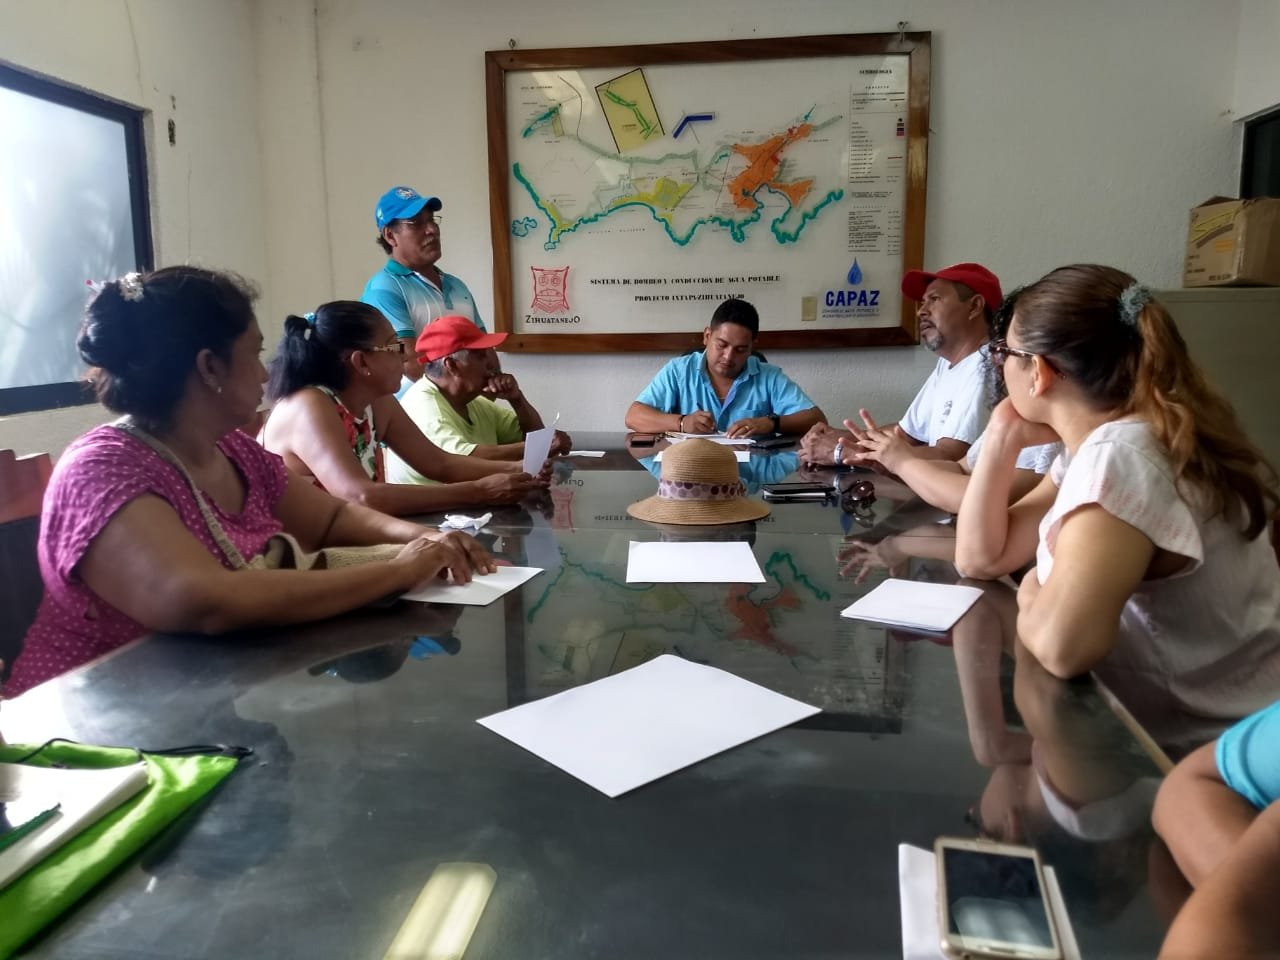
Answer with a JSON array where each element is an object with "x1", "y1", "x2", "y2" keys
[{"x1": 485, "y1": 32, "x2": 931, "y2": 353}]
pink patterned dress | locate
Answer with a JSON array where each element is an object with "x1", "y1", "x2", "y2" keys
[{"x1": 4, "y1": 427, "x2": 288, "y2": 697}]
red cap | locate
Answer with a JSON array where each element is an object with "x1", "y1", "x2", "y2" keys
[
  {"x1": 415, "y1": 316, "x2": 508, "y2": 363},
  {"x1": 901, "y1": 262, "x2": 1003, "y2": 312}
]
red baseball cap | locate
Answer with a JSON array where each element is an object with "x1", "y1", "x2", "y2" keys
[
  {"x1": 901, "y1": 262, "x2": 1003, "y2": 312},
  {"x1": 415, "y1": 316, "x2": 508, "y2": 363}
]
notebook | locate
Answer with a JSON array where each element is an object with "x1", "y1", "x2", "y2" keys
[{"x1": 0, "y1": 760, "x2": 150, "y2": 890}]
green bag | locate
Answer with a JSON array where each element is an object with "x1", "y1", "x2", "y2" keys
[{"x1": 0, "y1": 741, "x2": 239, "y2": 957}]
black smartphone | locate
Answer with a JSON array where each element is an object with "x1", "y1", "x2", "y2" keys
[
  {"x1": 629, "y1": 433, "x2": 659, "y2": 448},
  {"x1": 761, "y1": 481, "x2": 832, "y2": 502},
  {"x1": 754, "y1": 434, "x2": 797, "y2": 450}
]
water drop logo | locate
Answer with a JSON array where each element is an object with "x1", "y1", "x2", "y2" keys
[{"x1": 847, "y1": 259, "x2": 863, "y2": 286}]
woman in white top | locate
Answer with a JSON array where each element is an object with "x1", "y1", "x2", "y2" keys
[{"x1": 956, "y1": 264, "x2": 1280, "y2": 744}]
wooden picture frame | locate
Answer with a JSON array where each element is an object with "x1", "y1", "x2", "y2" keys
[{"x1": 486, "y1": 32, "x2": 931, "y2": 353}]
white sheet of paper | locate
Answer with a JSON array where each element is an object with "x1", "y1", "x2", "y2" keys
[
  {"x1": 478, "y1": 654, "x2": 820, "y2": 797},
  {"x1": 402, "y1": 566, "x2": 543, "y2": 605},
  {"x1": 626, "y1": 541, "x2": 765, "y2": 583},
  {"x1": 522, "y1": 425, "x2": 555, "y2": 475},
  {"x1": 566, "y1": 450, "x2": 606, "y2": 458},
  {"x1": 840, "y1": 579, "x2": 983, "y2": 633},
  {"x1": 664, "y1": 432, "x2": 755, "y2": 445},
  {"x1": 897, "y1": 844, "x2": 1080, "y2": 960},
  {"x1": 654, "y1": 448, "x2": 749, "y2": 463}
]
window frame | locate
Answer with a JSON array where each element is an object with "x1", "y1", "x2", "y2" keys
[
  {"x1": 1240, "y1": 104, "x2": 1280, "y2": 200},
  {"x1": 0, "y1": 63, "x2": 153, "y2": 416}
]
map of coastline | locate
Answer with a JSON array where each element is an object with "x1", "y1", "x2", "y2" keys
[{"x1": 513, "y1": 102, "x2": 845, "y2": 251}]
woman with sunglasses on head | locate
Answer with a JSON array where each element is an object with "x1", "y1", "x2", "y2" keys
[
  {"x1": 954, "y1": 264, "x2": 1280, "y2": 736},
  {"x1": 5, "y1": 269, "x2": 493, "y2": 698},
  {"x1": 260, "y1": 301, "x2": 542, "y2": 516}
]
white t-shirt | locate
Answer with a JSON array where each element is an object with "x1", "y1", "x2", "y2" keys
[
  {"x1": 965, "y1": 432, "x2": 1062, "y2": 474},
  {"x1": 899, "y1": 348, "x2": 990, "y2": 448},
  {"x1": 1037, "y1": 419, "x2": 1280, "y2": 748}
]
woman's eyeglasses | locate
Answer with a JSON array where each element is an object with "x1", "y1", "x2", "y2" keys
[
  {"x1": 989, "y1": 338, "x2": 1038, "y2": 366},
  {"x1": 364, "y1": 342, "x2": 406, "y2": 355}
]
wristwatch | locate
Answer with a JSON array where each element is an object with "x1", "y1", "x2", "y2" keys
[
  {"x1": 768, "y1": 413, "x2": 780, "y2": 433},
  {"x1": 833, "y1": 440, "x2": 845, "y2": 465}
]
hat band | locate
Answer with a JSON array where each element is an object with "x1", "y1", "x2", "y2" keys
[{"x1": 658, "y1": 477, "x2": 747, "y2": 502}]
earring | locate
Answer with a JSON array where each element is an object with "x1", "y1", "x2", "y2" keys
[
  {"x1": 206, "y1": 378, "x2": 222, "y2": 395},
  {"x1": 1028, "y1": 385, "x2": 1035, "y2": 397}
]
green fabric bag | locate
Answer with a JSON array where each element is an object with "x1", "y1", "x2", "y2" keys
[{"x1": 0, "y1": 741, "x2": 239, "y2": 958}]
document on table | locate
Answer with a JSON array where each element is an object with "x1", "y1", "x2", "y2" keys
[
  {"x1": 566, "y1": 450, "x2": 606, "y2": 458},
  {"x1": 664, "y1": 432, "x2": 755, "y2": 445},
  {"x1": 626, "y1": 541, "x2": 765, "y2": 583},
  {"x1": 840, "y1": 579, "x2": 983, "y2": 633},
  {"x1": 0, "y1": 761, "x2": 150, "y2": 891},
  {"x1": 402, "y1": 566, "x2": 543, "y2": 605},
  {"x1": 477, "y1": 654, "x2": 821, "y2": 797},
  {"x1": 654, "y1": 448, "x2": 749, "y2": 463},
  {"x1": 898, "y1": 844, "x2": 1081, "y2": 960},
  {"x1": 522, "y1": 426, "x2": 555, "y2": 475}
]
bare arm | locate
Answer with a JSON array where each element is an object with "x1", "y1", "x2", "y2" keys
[
  {"x1": 954, "y1": 401, "x2": 1061, "y2": 579},
  {"x1": 77, "y1": 495, "x2": 473, "y2": 635},
  {"x1": 1159, "y1": 801, "x2": 1280, "y2": 959},
  {"x1": 284, "y1": 391, "x2": 536, "y2": 515},
  {"x1": 1153, "y1": 741, "x2": 1261, "y2": 887},
  {"x1": 725, "y1": 407, "x2": 827, "y2": 439},
  {"x1": 1013, "y1": 505, "x2": 1154, "y2": 677},
  {"x1": 625, "y1": 401, "x2": 713, "y2": 434}
]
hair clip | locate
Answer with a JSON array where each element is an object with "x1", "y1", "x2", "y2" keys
[
  {"x1": 302, "y1": 311, "x2": 317, "y2": 340},
  {"x1": 118, "y1": 272, "x2": 145, "y2": 302},
  {"x1": 1118, "y1": 282, "x2": 1151, "y2": 329}
]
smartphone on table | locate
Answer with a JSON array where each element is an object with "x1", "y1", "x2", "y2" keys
[
  {"x1": 761, "y1": 482, "x2": 831, "y2": 503},
  {"x1": 628, "y1": 433, "x2": 659, "y2": 448},
  {"x1": 934, "y1": 837, "x2": 1061, "y2": 960}
]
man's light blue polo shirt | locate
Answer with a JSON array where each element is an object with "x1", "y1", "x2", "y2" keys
[
  {"x1": 361, "y1": 259, "x2": 486, "y2": 339},
  {"x1": 634, "y1": 352, "x2": 816, "y2": 431}
]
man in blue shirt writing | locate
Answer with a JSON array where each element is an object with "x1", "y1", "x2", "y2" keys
[{"x1": 624, "y1": 298, "x2": 825, "y2": 438}]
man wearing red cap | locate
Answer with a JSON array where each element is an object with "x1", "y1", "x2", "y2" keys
[
  {"x1": 386, "y1": 316, "x2": 570, "y2": 484},
  {"x1": 801, "y1": 262, "x2": 1001, "y2": 466}
]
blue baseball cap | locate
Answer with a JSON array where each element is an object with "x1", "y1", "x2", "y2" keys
[{"x1": 374, "y1": 186, "x2": 442, "y2": 230}]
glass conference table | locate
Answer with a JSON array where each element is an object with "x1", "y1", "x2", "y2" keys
[{"x1": 4, "y1": 434, "x2": 1175, "y2": 958}]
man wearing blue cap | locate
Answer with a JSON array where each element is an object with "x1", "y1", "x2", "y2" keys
[{"x1": 361, "y1": 185, "x2": 485, "y2": 382}]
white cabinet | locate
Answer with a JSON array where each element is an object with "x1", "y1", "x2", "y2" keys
[{"x1": 1161, "y1": 288, "x2": 1280, "y2": 469}]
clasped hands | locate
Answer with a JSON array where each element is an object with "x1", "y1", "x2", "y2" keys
[{"x1": 799, "y1": 410, "x2": 906, "y2": 473}]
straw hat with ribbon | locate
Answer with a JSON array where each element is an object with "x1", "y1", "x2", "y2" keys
[{"x1": 627, "y1": 439, "x2": 769, "y2": 525}]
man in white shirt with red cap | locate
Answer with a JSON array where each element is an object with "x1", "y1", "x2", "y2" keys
[{"x1": 800, "y1": 261, "x2": 1002, "y2": 466}]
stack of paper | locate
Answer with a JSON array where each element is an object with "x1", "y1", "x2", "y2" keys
[
  {"x1": 478, "y1": 654, "x2": 821, "y2": 797},
  {"x1": 840, "y1": 579, "x2": 983, "y2": 633},
  {"x1": 0, "y1": 761, "x2": 150, "y2": 890}
]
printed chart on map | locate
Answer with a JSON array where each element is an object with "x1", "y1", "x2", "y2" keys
[{"x1": 487, "y1": 35, "x2": 931, "y2": 350}]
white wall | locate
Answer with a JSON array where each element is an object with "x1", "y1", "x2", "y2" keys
[
  {"x1": 1233, "y1": 0, "x2": 1280, "y2": 120},
  {"x1": 0, "y1": 0, "x2": 1247, "y2": 452},
  {"x1": 0, "y1": 0, "x2": 268, "y2": 456},
  {"x1": 268, "y1": 0, "x2": 1242, "y2": 432}
]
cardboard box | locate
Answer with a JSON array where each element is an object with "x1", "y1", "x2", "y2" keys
[{"x1": 1183, "y1": 196, "x2": 1280, "y2": 287}]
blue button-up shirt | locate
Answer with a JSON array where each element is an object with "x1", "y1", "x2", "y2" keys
[{"x1": 634, "y1": 352, "x2": 816, "y2": 432}]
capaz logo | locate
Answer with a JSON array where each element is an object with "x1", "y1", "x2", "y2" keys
[{"x1": 825, "y1": 258, "x2": 880, "y2": 308}]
